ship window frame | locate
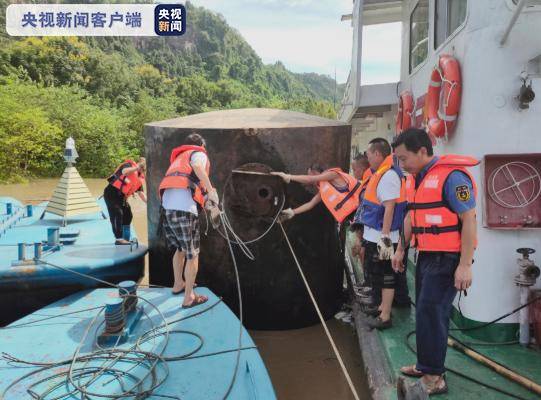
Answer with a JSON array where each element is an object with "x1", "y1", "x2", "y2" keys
[
  {"x1": 508, "y1": 0, "x2": 541, "y2": 9},
  {"x1": 434, "y1": 0, "x2": 469, "y2": 53},
  {"x1": 409, "y1": 0, "x2": 430, "y2": 75}
]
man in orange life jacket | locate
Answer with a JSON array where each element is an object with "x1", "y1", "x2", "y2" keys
[
  {"x1": 352, "y1": 150, "x2": 412, "y2": 310},
  {"x1": 104, "y1": 157, "x2": 147, "y2": 245},
  {"x1": 391, "y1": 128, "x2": 478, "y2": 396},
  {"x1": 271, "y1": 164, "x2": 361, "y2": 225},
  {"x1": 357, "y1": 138, "x2": 408, "y2": 330},
  {"x1": 159, "y1": 133, "x2": 219, "y2": 309}
]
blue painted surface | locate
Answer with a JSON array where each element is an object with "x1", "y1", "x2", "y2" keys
[
  {"x1": 0, "y1": 287, "x2": 277, "y2": 400},
  {"x1": 0, "y1": 197, "x2": 147, "y2": 324}
]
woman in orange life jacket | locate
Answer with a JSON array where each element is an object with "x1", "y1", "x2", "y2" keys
[
  {"x1": 104, "y1": 157, "x2": 147, "y2": 245},
  {"x1": 158, "y1": 133, "x2": 219, "y2": 309},
  {"x1": 270, "y1": 163, "x2": 361, "y2": 226},
  {"x1": 391, "y1": 128, "x2": 478, "y2": 396}
]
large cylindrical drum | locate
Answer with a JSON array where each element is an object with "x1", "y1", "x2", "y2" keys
[{"x1": 145, "y1": 108, "x2": 352, "y2": 329}]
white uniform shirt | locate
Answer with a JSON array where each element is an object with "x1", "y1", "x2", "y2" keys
[{"x1": 363, "y1": 169, "x2": 401, "y2": 244}]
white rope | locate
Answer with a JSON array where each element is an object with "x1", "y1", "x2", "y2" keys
[
  {"x1": 208, "y1": 191, "x2": 286, "y2": 261},
  {"x1": 278, "y1": 221, "x2": 361, "y2": 400},
  {"x1": 202, "y1": 172, "x2": 360, "y2": 399}
]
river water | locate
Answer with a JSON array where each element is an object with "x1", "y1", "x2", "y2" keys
[{"x1": 0, "y1": 178, "x2": 370, "y2": 400}]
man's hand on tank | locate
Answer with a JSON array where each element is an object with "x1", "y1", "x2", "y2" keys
[
  {"x1": 270, "y1": 172, "x2": 291, "y2": 184},
  {"x1": 279, "y1": 208, "x2": 295, "y2": 222}
]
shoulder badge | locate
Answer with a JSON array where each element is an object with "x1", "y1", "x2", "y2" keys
[{"x1": 455, "y1": 185, "x2": 471, "y2": 202}]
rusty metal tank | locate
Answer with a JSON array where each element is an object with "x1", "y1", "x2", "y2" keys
[{"x1": 145, "y1": 108, "x2": 352, "y2": 330}]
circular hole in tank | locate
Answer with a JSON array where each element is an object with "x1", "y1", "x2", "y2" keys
[
  {"x1": 258, "y1": 187, "x2": 270, "y2": 199},
  {"x1": 224, "y1": 163, "x2": 284, "y2": 220}
]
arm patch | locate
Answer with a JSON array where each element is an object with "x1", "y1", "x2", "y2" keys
[{"x1": 455, "y1": 185, "x2": 471, "y2": 202}]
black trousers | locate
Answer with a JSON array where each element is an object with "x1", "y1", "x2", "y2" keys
[
  {"x1": 415, "y1": 251, "x2": 459, "y2": 375},
  {"x1": 103, "y1": 185, "x2": 132, "y2": 239},
  {"x1": 394, "y1": 247, "x2": 412, "y2": 306},
  {"x1": 363, "y1": 242, "x2": 411, "y2": 306}
]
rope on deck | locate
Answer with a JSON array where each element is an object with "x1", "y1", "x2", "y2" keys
[{"x1": 0, "y1": 257, "x2": 245, "y2": 400}]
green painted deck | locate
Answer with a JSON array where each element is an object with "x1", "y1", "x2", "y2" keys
[
  {"x1": 369, "y1": 265, "x2": 541, "y2": 400},
  {"x1": 346, "y1": 233, "x2": 541, "y2": 399},
  {"x1": 378, "y1": 306, "x2": 541, "y2": 398}
]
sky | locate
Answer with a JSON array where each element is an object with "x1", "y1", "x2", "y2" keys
[{"x1": 188, "y1": 0, "x2": 402, "y2": 84}]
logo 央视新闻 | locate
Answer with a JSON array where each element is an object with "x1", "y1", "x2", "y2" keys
[{"x1": 154, "y1": 4, "x2": 185, "y2": 36}]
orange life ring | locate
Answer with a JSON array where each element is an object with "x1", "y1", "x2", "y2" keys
[
  {"x1": 426, "y1": 55, "x2": 461, "y2": 138},
  {"x1": 395, "y1": 91, "x2": 414, "y2": 134}
]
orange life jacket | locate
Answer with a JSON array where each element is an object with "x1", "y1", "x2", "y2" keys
[
  {"x1": 360, "y1": 168, "x2": 373, "y2": 193},
  {"x1": 406, "y1": 155, "x2": 478, "y2": 252},
  {"x1": 318, "y1": 168, "x2": 361, "y2": 223},
  {"x1": 360, "y1": 155, "x2": 407, "y2": 231},
  {"x1": 109, "y1": 159, "x2": 145, "y2": 197},
  {"x1": 158, "y1": 145, "x2": 210, "y2": 207}
]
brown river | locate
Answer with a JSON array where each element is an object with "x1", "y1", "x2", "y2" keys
[{"x1": 0, "y1": 178, "x2": 370, "y2": 400}]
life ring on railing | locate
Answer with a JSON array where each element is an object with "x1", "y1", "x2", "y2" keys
[
  {"x1": 426, "y1": 55, "x2": 461, "y2": 138},
  {"x1": 395, "y1": 91, "x2": 414, "y2": 135}
]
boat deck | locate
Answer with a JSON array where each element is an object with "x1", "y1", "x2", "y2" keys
[
  {"x1": 0, "y1": 287, "x2": 276, "y2": 399},
  {"x1": 353, "y1": 261, "x2": 541, "y2": 400},
  {"x1": 0, "y1": 197, "x2": 146, "y2": 275},
  {"x1": 0, "y1": 197, "x2": 147, "y2": 325}
]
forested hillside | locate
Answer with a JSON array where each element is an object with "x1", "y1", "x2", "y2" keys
[{"x1": 0, "y1": 1, "x2": 344, "y2": 182}]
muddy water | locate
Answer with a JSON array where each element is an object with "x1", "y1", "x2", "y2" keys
[{"x1": 0, "y1": 178, "x2": 370, "y2": 400}]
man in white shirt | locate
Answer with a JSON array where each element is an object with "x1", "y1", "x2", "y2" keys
[
  {"x1": 359, "y1": 138, "x2": 407, "y2": 330},
  {"x1": 159, "y1": 134, "x2": 219, "y2": 308}
]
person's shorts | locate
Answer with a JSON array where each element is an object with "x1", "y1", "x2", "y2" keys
[{"x1": 162, "y1": 210, "x2": 200, "y2": 260}]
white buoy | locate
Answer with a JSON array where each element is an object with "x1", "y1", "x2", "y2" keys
[{"x1": 63, "y1": 136, "x2": 78, "y2": 165}]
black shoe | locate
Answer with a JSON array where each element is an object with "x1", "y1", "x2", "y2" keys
[{"x1": 367, "y1": 317, "x2": 392, "y2": 330}]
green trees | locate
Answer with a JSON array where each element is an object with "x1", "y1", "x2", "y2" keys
[
  {"x1": 0, "y1": 1, "x2": 341, "y2": 183},
  {"x1": 0, "y1": 82, "x2": 146, "y2": 181}
]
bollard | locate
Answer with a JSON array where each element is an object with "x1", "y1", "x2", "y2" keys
[
  {"x1": 6, "y1": 203, "x2": 12, "y2": 215},
  {"x1": 47, "y1": 227, "x2": 60, "y2": 246},
  {"x1": 104, "y1": 298, "x2": 126, "y2": 334},
  {"x1": 26, "y1": 205, "x2": 33, "y2": 218},
  {"x1": 119, "y1": 280, "x2": 138, "y2": 313},
  {"x1": 34, "y1": 242, "x2": 42, "y2": 260},
  {"x1": 18, "y1": 243, "x2": 26, "y2": 261}
]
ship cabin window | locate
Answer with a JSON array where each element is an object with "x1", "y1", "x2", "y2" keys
[
  {"x1": 512, "y1": 0, "x2": 541, "y2": 6},
  {"x1": 435, "y1": 0, "x2": 467, "y2": 49},
  {"x1": 409, "y1": 0, "x2": 429, "y2": 73}
]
